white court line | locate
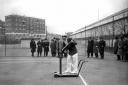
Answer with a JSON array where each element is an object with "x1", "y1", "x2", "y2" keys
[{"x1": 79, "y1": 74, "x2": 88, "y2": 85}]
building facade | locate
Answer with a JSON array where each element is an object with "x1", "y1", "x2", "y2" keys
[
  {"x1": 70, "y1": 8, "x2": 128, "y2": 48},
  {"x1": 0, "y1": 20, "x2": 5, "y2": 35},
  {"x1": 5, "y1": 15, "x2": 46, "y2": 39}
]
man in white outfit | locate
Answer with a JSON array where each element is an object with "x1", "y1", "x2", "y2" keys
[{"x1": 62, "y1": 38, "x2": 78, "y2": 74}]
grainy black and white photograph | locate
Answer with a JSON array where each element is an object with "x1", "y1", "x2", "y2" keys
[{"x1": 0, "y1": 0, "x2": 128, "y2": 85}]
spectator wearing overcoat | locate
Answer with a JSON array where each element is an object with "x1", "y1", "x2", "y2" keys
[
  {"x1": 43, "y1": 38, "x2": 49, "y2": 56},
  {"x1": 37, "y1": 39, "x2": 43, "y2": 57},
  {"x1": 93, "y1": 38, "x2": 99, "y2": 58},
  {"x1": 56, "y1": 37, "x2": 65, "y2": 57},
  {"x1": 50, "y1": 39, "x2": 56, "y2": 57},
  {"x1": 87, "y1": 38, "x2": 94, "y2": 58},
  {"x1": 98, "y1": 37, "x2": 106, "y2": 59},
  {"x1": 62, "y1": 36, "x2": 67, "y2": 57},
  {"x1": 117, "y1": 36, "x2": 124, "y2": 60},
  {"x1": 123, "y1": 34, "x2": 128, "y2": 61},
  {"x1": 114, "y1": 36, "x2": 120, "y2": 60},
  {"x1": 30, "y1": 39, "x2": 36, "y2": 57}
]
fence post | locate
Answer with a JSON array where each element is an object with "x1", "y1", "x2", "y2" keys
[
  {"x1": 85, "y1": 26, "x2": 86, "y2": 56},
  {"x1": 112, "y1": 16, "x2": 115, "y2": 48}
]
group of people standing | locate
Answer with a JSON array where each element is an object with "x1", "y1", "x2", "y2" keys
[
  {"x1": 30, "y1": 38, "x2": 49, "y2": 57},
  {"x1": 30, "y1": 36, "x2": 68, "y2": 57},
  {"x1": 50, "y1": 36, "x2": 67, "y2": 57},
  {"x1": 87, "y1": 34, "x2": 128, "y2": 61},
  {"x1": 87, "y1": 37, "x2": 106, "y2": 59},
  {"x1": 114, "y1": 34, "x2": 128, "y2": 62}
]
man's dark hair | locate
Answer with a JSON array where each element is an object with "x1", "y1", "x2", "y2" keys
[
  {"x1": 31, "y1": 39, "x2": 34, "y2": 41},
  {"x1": 67, "y1": 38, "x2": 72, "y2": 43},
  {"x1": 124, "y1": 34, "x2": 128, "y2": 38},
  {"x1": 115, "y1": 36, "x2": 118, "y2": 39},
  {"x1": 62, "y1": 35, "x2": 67, "y2": 38}
]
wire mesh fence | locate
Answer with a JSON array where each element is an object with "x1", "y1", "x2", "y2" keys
[
  {"x1": 0, "y1": 35, "x2": 86, "y2": 57},
  {"x1": 0, "y1": 34, "x2": 32, "y2": 57},
  {"x1": 75, "y1": 39, "x2": 87, "y2": 57},
  {"x1": 0, "y1": 43, "x2": 31, "y2": 57}
]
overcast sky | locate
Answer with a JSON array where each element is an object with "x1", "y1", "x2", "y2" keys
[{"x1": 0, "y1": 0, "x2": 128, "y2": 35}]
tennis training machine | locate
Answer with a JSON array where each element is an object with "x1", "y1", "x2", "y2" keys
[{"x1": 54, "y1": 56, "x2": 88, "y2": 78}]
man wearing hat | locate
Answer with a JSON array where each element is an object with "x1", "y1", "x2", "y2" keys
[
  {"x1": 30, "y1": 39, "x2": 36, "y2": 57},
  {"x1": 98, "y1": 37, "x2": 106, "y2": 59},
  {"x1": 123, "y1": 34, "x2": 128, "y2": 61},
  {"x1": 62, "y1": 35, "x2": 68, "y2": 57},
  {"x1": 62, "y1": 38, "x2": 78, "y2": 74}
]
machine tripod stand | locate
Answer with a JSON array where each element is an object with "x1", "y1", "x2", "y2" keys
[{"x1": 54, "y1": 56, "x2": 88, "y2": 78}]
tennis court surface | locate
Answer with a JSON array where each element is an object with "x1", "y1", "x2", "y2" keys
[
  {"x1": 0, "y1": 57, "x2": 87, "y2": 85},
  {"x1": 0, "y1": 52, "x2": 128, "y2": 85}
]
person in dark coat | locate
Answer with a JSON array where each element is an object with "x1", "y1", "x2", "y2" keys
[
  {"x1": 98, "y1": 37, "x2": 106, "y2": 59},
  {"x1": 87, "y1": 38, "x2": 94, "y2": 58},
  {"x1": 55, "y1": 38, "x2": 59, "y2": 57},
  {"x1": 93, "y1": 38, "x2": 99, "y2": 58},
  {"x1": 123, "y1": 34, "x2": 128, "y2": 61},
  {"x1": 37, "y1": 39, "x2": 43, "y2": 57},
  {"x1": 41, "y1": 39, "x2": 44, "y2": 55},
  {"x1": 56, "y1": 38, "x2": 65, "y2": 57},
  {"x1": 50, "y1": 39, "x2": 56, "y2": 57},
  {"x1": 62, "y1": 36, "x2": 67, "y2": 57},
  {"x1": 30, "y1": 39, "x2": 36, "y2": 57},
  {"x1": 117, "y1": 36, "x2": 124, "y2": 61},
  {"x1": 114, "y1": 36, "x2": 120, "y2": 60},
  {"x1": 43, "y1": 38, "x2": 49, "y2": 56}
]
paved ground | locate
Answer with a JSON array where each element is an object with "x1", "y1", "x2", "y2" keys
[
  {"x1": 0, "y1": 57, "x2": 84, "y2": 85},
  {"x1": 0, "y1": 52, "x2": 128, "y2": 85},
  {"x1": 0, "y1": 44, "x2": 128, "y2": 85},
  {"x1": 81, "y1": 54, "x2": 128, "y2": 85}
]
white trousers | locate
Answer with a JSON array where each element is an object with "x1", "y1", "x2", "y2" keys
[{"x1": 65, "y1": 53, "x2": 78, "y2": 73}]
